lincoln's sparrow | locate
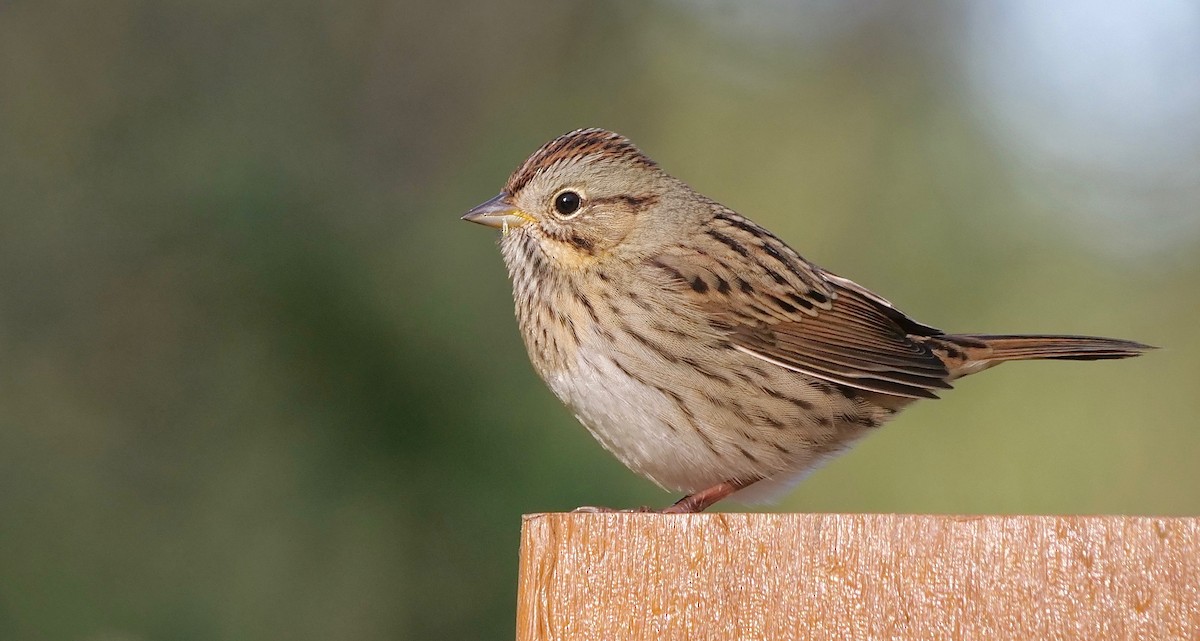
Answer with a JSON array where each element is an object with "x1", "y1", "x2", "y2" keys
[{"x1": 463, "y1": 128, "x2": 1150, "y2": 513}]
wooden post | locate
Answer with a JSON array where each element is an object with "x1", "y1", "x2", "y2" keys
[{"x1": 516, "y1": 514, "x2": 1200, "y2": 640}]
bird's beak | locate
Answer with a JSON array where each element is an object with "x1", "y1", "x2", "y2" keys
[{"x1": 461, "y1": 193, "x2": 534, "y2": 231}]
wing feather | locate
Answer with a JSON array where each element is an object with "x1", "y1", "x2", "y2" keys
[{"x1": 650, "y1": 210, "x2": 951, "y2": 399}]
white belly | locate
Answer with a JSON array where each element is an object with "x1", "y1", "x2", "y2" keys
[{"x1": 544, "y1": 346, "x2": 735, "y2": 493}]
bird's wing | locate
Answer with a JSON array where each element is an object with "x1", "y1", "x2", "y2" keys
[{"x1": 650, "y1": 210, "x2": 951, "y2": 399}]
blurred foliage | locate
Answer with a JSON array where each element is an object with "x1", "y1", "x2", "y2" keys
[{"x1": 1, "y1": 1, "x2": 1197, "y2": 639}]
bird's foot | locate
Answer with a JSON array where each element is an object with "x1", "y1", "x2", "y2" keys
[
  {"x1": 661, "y1": 477, "x2": 762, "y2": 513},
  {"x1": 572, "y1": 477, "x2": 763, "y2": 514},
  {"x1": 571, "y1": 505, "x2": 656, "y2": 513}
]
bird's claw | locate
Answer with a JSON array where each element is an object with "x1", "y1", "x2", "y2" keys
[{"x1": 570, "y1": 505, "x2": 657, "y2": 513}]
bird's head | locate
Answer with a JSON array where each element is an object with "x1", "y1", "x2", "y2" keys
[{"x1": 462, "y1": 128, "x2": 688, "y2": 269}]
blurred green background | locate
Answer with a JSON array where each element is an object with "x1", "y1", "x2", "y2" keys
[{"x1": 1, "y1": 0, "x2": 1197, "y2": 638}]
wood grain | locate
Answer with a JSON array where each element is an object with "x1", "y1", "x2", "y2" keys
[{"x1": 516, "y1": 513, "x2": 1200, "y2": 640}]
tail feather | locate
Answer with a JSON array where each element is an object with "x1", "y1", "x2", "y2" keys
[{"x1": 933, "y1": 334, "x2": 1154, "y2": 378}]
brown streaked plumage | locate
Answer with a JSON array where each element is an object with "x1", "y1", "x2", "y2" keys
[
  {"x1": 504, "y1": 128, "x2": 658, "y2": 195},
  {"x1": 463, "y1": 128, "x2": 1153, "y2": 513}
]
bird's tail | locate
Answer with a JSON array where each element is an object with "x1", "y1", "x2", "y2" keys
[{"x1": 928, "y1": 334, "x2": 1154, "y2": 378}]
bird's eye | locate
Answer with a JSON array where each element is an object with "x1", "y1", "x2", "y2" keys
[{"x1": 553, "y1": 191, "x2": 582, "y2": 217}]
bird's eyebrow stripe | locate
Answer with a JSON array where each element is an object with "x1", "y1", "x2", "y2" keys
[{"x1": 588, "y1": 194, "x2": 660, "y2": 210}]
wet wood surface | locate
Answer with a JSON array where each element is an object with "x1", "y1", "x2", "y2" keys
[{"x1": 516, "y1": 513, "x2": 1200, "y2": 640}]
